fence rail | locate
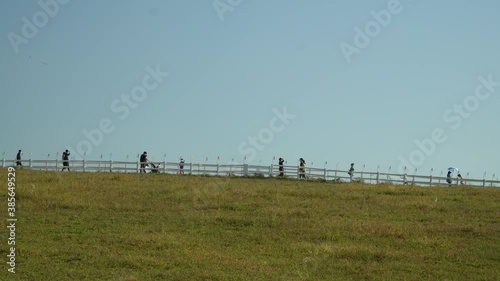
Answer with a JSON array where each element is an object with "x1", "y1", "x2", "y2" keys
[{"x1": 3, "y1": 159, "x2": 499, "y2": 188}]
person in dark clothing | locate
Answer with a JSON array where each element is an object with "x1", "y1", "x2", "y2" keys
[
  {"x1": 179, "y1": 158, "x2": 185, "y2": 174},
  {"x1": 140, "y1": 151, "x2": 148, "y2": 173},
  {"x1": 446, "y1": 171, "x2": 452, "y2": 186},
  {"x1": 16, "y1": 150, "x2": 22, "y2": 166},
  {"x1": 61, "y1": 149, "x2": 70, "y2": 171},
  {"x1": 348, "y1": 163, "x2": 354, "y2": 181},
  {"x1": 278, "y1": 157, "x2": 285, "y2": 177},
  {"x1": 348, "y1": 163, "x2": 354, "y2": 176},
  {"x1": 299, "y1": 158, "x2": 306, "y2": 179}
]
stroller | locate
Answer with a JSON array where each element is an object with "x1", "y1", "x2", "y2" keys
[{"x1": 149, "y1": 162, "x2": 161, "y2": 173}]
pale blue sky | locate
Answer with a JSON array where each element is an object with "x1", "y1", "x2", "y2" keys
[{"x1": 1, "y1": 0, "x2": 499, "y2": 179}]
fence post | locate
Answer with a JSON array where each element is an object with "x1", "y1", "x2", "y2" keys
[
  {"x1": 269, "y1": 164, "x2": 273, "y2": 177},
  {"x1": 190, "y1": 163, "x2": 193, "y2": 175},
  {"x1": 83, "y1": 159, "x2": 86, "y2": 172},
  {"x1": 243, "y1": 164, "x2": 248, "y2": 177},
  {"x1": 110, "y1": 160, "x2": 113, "y2": 173},
  {"x1": 376, "y1": 172, "x2": 379, "y2": 184},
  {"x1": 29, "y1": 159, "x2": 32, "y2": 168},
  {"x1": 429, "y1": 175, "x2": 432, "y2": 187},
  {"x1": 1, "y1": 159, "x2": 4, "y2": 168},
  {"x1": 324, "y1": 168, "x2": 327, "y2": 180},
  {"x1": 137, "y1": 161, "x2": 140, "y2": 173},
  {"x1": 216, "y1": 164, "x2": 219, "y2": 176}
]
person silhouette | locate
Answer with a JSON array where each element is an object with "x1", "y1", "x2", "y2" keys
[
  {"x1": 61, "y1": 149, "x2": 71, "y2": 171},
  {"x1": 278, "y1": 157, "x2": 285, "y2": 177},
  {"x1": 16, "y1": 150, "x2": 22, "y2": 167},
  {"x1": 179, "y1": 158, "x2": 185, "y2": 174},
  {"x1": 140, "y1": 152, "x2": 148, "y2": 173},
  {"x1": 299, "y1": 158, "x2": 306, "y2": 179},
  {"x1": 348, "y1": 163, "x2": 354, "y2": 181}
]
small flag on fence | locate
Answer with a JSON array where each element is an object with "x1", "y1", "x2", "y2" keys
[
  {"x1": 30, "y1": 152, "x2": 32, "y2": 156},
  {"x1": 244, "y1": 156, "x2": 246, "y2": 161},
  {"x1": 218, "y1": 156, "x2": 220, "y2": 160},
  {"x1": 47, "y1": 153, "x2": 50, "y2": 158},
  {"x1": 190, "y1": 155, "x2": 193, "y2": 162},
  {"x1": 205, "y1": 157, "x2": 208, "y2": 162}
]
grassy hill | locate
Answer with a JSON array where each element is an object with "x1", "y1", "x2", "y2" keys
[{"x1": 1, "y1": 169, "x2": 499, "y2": 280}]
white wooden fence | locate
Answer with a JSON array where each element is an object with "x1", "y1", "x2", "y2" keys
[{"x1": 2, "y1": 159, "x2": 499, "y2": 188}]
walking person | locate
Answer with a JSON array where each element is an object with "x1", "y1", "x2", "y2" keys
[
  {"x1": 61, "y1": 149, "x2": 71, "y2": 171},
  {"x1": 299, "y1": 158, "x2": 306, "y2": 179},
  {"x1": 348, "y1": 163, "x2": 354, "y2": 181},
  {"x1": 457, "y1": 173, "x2": 465, "y2": 185},
  {"x1": 278, "y1": 157, "x2": 285, "y2": 177},
  {"x1": 179, "y1": 157, "x2": 185, "y2": 174},
  {"x1": 446, "y1": 171, "x2": 452, "y2": 186},
  {"x1": 140, "y1": 151, "x2": 148, "y2": 173},
  {"x1": 16, "y1": 150, "x2": 22, "y2": 167}
]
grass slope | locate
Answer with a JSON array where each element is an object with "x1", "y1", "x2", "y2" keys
[{"x1": 0, "y1": 169, "x2": 499, "y2": 280}]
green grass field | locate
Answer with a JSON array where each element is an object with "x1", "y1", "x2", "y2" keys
[{"x1": 1, "y1": 168, "x2": 499, "y2": 280}]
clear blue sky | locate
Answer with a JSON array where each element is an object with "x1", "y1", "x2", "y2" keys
[{"x1": 1, "y1": 0, "x2": 499, "y2": 179}]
